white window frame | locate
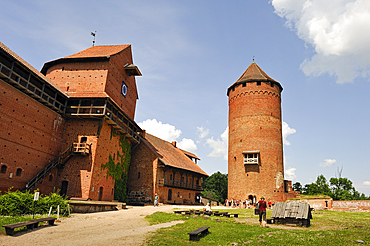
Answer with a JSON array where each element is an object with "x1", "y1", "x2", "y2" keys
[{"x1": 243, "y1": 150, "x2": 260, "y2": 164}]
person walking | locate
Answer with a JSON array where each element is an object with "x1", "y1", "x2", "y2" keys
[
  {"x1": 258, "y1": 197, "x2": 267, "y2": 227},
  {"x1": 154, "y1": 193, "x2": 159, "y2": 206}
]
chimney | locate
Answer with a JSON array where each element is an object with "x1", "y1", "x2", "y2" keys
[
  {"x1": 172, "y1": 141, "x2": 177, "y2": 147},
  {"x1": 141, "y1": 130, "x2": 146, "y2": 138}
]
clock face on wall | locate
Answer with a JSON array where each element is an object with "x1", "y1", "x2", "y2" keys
[{"x1": 121, "y1": 81, "x2": 127, "y2": 97}]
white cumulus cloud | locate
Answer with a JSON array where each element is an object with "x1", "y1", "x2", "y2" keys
[
  {"x1": 271, "y1": 0, "x2": 370, "y2": 83},
  {"x1": 285, "y1": 167, "x2": 297, "y2": 181},
  {"x1": 363, "y1": 181, "x2": 370, "y2": 186},
  {"x1": 138, "y1": 119, "x2": 197, "y2": 153},
  {"x1": 206, "y1": 126, "x2": 228, "y2": 160},
  {"x1": 177, "y1": 138, "x2": 197, "y2": 153},
  {"x1": 197, "y1": 126, "x2": 209, "y2": 139},
  {"x1": 138, "y1": 118, "x2": 181, "y2": 141},
  {"x1": 282, "y1": 121, "x2": 296, "y2": 146},
  {"x1": 320, "y1": 158, "x2": 337, "y2": 167}
]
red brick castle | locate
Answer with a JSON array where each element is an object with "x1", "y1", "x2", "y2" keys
[{"x1": 0, "y1": 42, "x2": 207, "y2": 204}]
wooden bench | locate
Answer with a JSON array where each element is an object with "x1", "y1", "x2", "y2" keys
[
  {"x1": 225, "y1": 214, "x2": 238, "y2": 218},
  {"x1": 3, "y1": 217, "x2": 56, "y2": 236},
  {"x1": 173, "y1": 210, "x2": 186, "y2": 214},
  {"x1": 188, "y1": 227, "x2": 210, "y2": 241},
  {"x1": 214, "y1": 212, "x2": 228, "y2": 216}
]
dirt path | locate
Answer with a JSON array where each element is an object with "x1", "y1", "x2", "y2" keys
[{"x1": 0, "y1": 205, "x2": 189, "y2": 246}]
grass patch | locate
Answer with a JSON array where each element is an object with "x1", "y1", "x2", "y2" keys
[{"x1": 145, "y1": 209, "x2": 370, "y2": 245}]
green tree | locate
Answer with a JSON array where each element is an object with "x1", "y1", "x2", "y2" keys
[
  {"x1": 292, "y1": 182, "x2": 302, "y2": 192},
  {"x1": 329, "y1": 177, "x2": 356, "y2": 200},
  {"x1": 315, "y1": 174, "x2": 331, "y2": 195},
  {"x1": 202, "y1": 172, "x2": 228, "y2": 203}
]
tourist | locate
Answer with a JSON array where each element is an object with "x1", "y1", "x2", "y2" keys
[
  {"x1": 204, "y1": 203, "x2": 212, "y2": 212},
  {"x1": 154, "y1": 193, "x2": 159, "y2": 206},
  {"x1": 258, "y1": 197, "x2": 267, "y2": 227},
  {"x1": 268, "y1": 200, "x2": 272, "y2": 209}
]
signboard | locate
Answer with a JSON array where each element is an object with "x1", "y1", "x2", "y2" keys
[{"x1": 34, "y1": 192, "x2": 40, "y2": 201}]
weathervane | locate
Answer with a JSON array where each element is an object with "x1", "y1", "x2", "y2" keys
[
  {"x1": 253, "y1": 56, "x2": 255, "y2": 63},
  {"x1": 91, "y1": 31, "x2": 97, "y2": 46}
]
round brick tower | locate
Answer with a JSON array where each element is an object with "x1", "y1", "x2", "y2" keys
[{"x1": 227, "y1": 62, "x2": 284, "y2": 204}]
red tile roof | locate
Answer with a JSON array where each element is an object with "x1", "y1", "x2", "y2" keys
[
  {"x1": 144, "y1": 134, "x2": 208, "y2": 176},
  {"x1": 236, "y1": 62, "x2": 277, "y2": 83},
  {"x1": 227, "y1": 62, "x2": 283, "y2": 95},
  {"x1": 65, "y1": 45, "x2": 130, "y2": 58}
]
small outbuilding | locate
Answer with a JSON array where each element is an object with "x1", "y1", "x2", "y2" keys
[{"x1": 270, "y1": 202, "x2": 312, "y2": 227}]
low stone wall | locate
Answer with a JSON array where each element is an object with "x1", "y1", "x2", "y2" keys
[
  {"x1": 294, "y1": 198, "x2": 333, "y2": 210},
  {"x1": 69, "y1": 201, "x2": 126, "y2": 213},
  {"x1": 332, "y1": 201, "x2": 370, "y2": 210}
]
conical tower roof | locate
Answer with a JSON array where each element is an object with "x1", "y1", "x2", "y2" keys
[
  {"x1": 236, "y1": 62, "x2": 277, "y2": 83},
  {"x1": 227, "y1": 62, "x2": 282, "y2": 95}
]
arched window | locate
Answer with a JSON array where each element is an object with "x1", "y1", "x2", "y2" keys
[
  {"x1": 16, "y1": 168, "x2": 22, "y2": 176},
  {"x1": 170, "y1": 174, "x2": 173, "y2": 180},
  {"x1": 1, "y1": 165, "x2": 7, "y2": 174}
]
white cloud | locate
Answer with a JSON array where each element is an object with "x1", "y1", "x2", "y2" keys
[
  {"x1": 138, "y1": 118, "x2": 181, "y2": 141},
  {"x1": 138, "y1": 119, "x2": 198, "y2": 153},
  {"x1": 178, "y1": 138, "x2": 197, "y2": 152},
  {"x1": 363, "y1": 181, "x2": 370, "y2": 186},
  {"x1": 197, "y1": 126, "x2": 209, "y2": 139},
  {"x1": 320, "y1": 158, "x2": 337, "y2": 167},
  {"x1": 282, "y1": 121, "x2": 296, "y2": 146},
  {"x1": 271, "y1": 0, "x2": 370, "y2": 83},
  {"x1": 206, "y1": 126, "x2": 228, "y2": 160},
  {"x1": 285, "y1": 167, "x2": 297, "y2": 181}
]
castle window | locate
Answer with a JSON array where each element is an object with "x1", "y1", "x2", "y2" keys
[
  {"x1": 257, "y1": 81, "x2": 261, "y2": 86},
  {"x1": 16, "y1": 168, "x2": 22, "y2": 176},
  {"x1": 49, "y1": 174, "x2": 53, "y2": 181},
  {"x1": 1, "y1": 165, "x2": 7, "y2": 173},
  {"x1": 170, "y1": 174, "x2": 173, "y2": 180},
  {"x1": 138, "y1": 172, "x2": 140, "y2": 179},
  {"x1": 243, "y1": 151, "x2": 260, "y2": 164}
]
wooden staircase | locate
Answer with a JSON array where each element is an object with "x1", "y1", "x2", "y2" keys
[{"x1": 23, "y1": 143, "x2": 91, "y2": 192}]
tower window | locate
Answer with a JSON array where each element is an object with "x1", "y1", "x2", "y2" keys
[
  {"x1": 16, "y1": 168, "x2": 22, "y2": 176},
  {"x1": 1, "y1": 165, "x2": 7, "y2": 173},
  {"x1": 243, "y1": 151, "x2": 260, "y2": 164},
  {"x1": 257, "y1": 81, "x2": 261, "y2": 86}
]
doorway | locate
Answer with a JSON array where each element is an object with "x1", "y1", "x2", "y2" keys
[
  {"x1": 168, "y1": 189, "x2": 172, "y2": 201},
  {"x1": 60, "y1": 181, "x2": 68, "y2": 197},
  {"x1": 98, "y1": 187, "x2": 103, "y2": 201}
]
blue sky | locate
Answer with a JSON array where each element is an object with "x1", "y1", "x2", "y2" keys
[{"x1": 1, "y1": 0, "x2": 370, "y2": 195}]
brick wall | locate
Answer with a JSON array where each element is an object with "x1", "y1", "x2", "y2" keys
[
  {"x1": 332, "y1": 201, "x2": 370, "y2": 210},
  {"x1": 45, "y1": 47, "x2": 138, "y2": 120},
  {"x1": 57, "y1": 120, "x2": 124, "y2": 201},
  {"x1": 128, "y1": 140, "x2": 156, "y2": 203},
  {"x1": 0, "y1": 80, "x2": 64, "y2": 193},
  {"x1": 228, "y1": 81, "x2": 285, "y2": 203}
]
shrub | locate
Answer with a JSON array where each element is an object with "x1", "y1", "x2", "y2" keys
[{"x1": 0, "y1": 189, "x2": 69, "y2": 216}]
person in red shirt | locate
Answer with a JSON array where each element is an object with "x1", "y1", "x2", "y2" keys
[{"x1": 258, "y1": 197, "x2": 267, "y2": 227}]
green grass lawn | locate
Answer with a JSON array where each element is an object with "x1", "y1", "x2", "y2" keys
[{"x1": 145, "y1": 209, "x2": 370, "y2": 245}]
